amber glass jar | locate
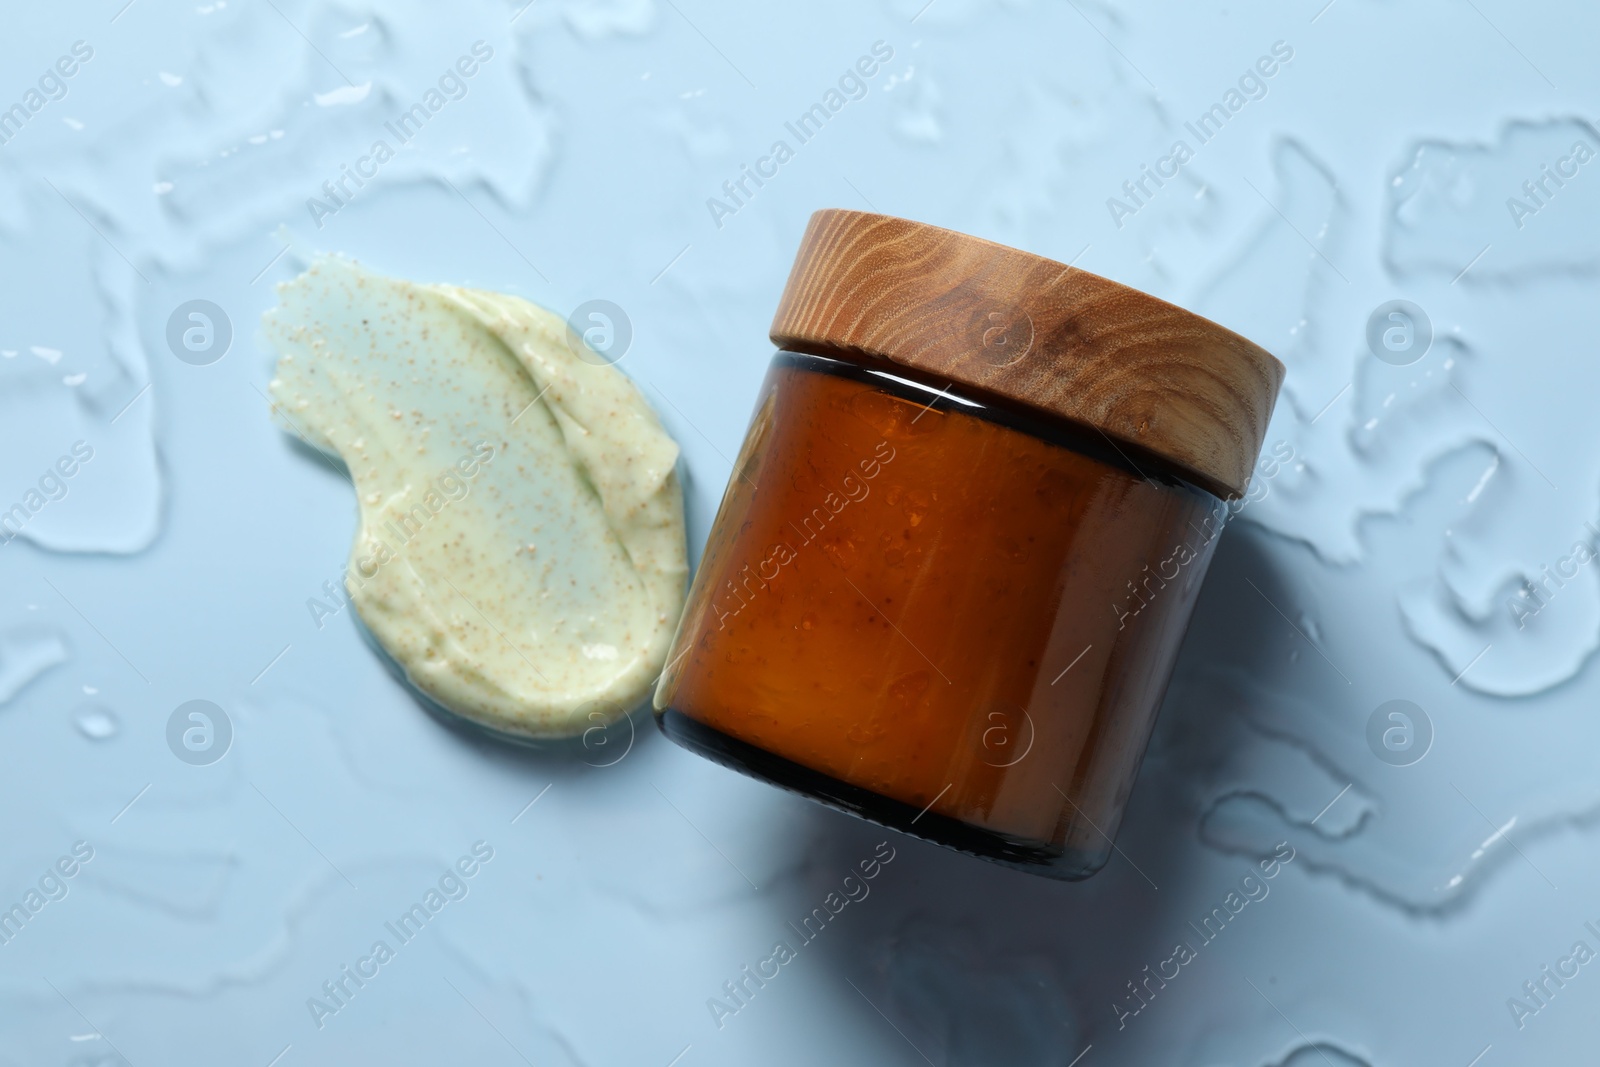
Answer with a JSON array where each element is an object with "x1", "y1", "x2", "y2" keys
[{"x1": 656, "y1": 211, "x2": 1283, "y2": 880}]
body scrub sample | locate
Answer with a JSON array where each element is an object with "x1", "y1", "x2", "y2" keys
[{"x1": 264, "y1": 257, "x2": 687, "y2": 739}]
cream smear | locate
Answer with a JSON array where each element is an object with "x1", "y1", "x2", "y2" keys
[{"x1": 263, "y1": 257, "x2": 687, "y2": 739}]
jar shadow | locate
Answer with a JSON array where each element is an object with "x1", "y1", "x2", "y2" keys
[{"x1": 755, "y1": 524, "x2": 1299, "y2": 1063}]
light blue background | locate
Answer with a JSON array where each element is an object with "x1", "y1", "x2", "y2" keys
[{"x1": 1, "y1": 0, "x2": 1597, "y2": 1063}]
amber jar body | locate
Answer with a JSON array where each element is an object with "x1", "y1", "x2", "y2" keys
[{"x1": 655, "y1": 352, "x2": 1226, "y2": 879}]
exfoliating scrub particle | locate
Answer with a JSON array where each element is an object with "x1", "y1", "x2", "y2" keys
[{"x1": 263, "y1": 256, "x2": 688, "y2": 739}]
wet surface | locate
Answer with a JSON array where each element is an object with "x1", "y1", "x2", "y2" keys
[{"x1": 2, "y1": 0, "x2": 1597, "y2": 1063}]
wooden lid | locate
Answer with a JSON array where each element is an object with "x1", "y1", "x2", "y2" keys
[{"x1": 770, "y1": 210, "x2": 1284, "y2": 500}]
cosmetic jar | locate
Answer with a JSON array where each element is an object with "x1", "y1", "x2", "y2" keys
[{"x1": 655, "y1": 210, "x2": 1283, "y2": 880}]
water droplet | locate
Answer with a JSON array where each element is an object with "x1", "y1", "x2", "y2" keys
[{"x1": 75, "y1": 705, "x2": 119, "y2": 741}]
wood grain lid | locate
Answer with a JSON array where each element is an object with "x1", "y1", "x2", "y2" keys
[{"x1": 770, "y1": 209, "x2": 1285, "y2": 500}]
